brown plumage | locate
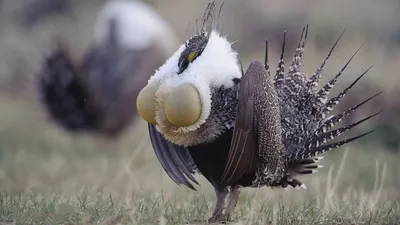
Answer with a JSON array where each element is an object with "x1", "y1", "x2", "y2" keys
[
  {"x1": 221, "y1": 60, "x2": 284, "y2": 187},
  {"x1": 137, "y1": 2, "x2": 380, "y2": 222},
  {"x1": 145, "y1": 27, "x2": 380, "y2": 223}
]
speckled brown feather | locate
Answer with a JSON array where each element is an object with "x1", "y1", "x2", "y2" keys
[
  {"x1": 220, "y1": 61, "x2": 284, "y2": 187},
  {"x1": 251, "y1": 61, "x2": 285, "y2": 186}
]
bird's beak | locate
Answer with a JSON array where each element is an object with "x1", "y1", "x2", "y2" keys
[{"x1": 136, "y1": 82, "x2": 202, "y2": 127}]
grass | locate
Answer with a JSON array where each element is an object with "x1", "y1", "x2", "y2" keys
[
  {"x1": 0, "y1": 189, "x2": 399, "y2": 224},
  {"x1": 0, "y1": 97, "x2": 397, "y2": 225}
]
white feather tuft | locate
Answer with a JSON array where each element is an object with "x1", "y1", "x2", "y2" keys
[
  {"x1": 94, "y1": 0, "x2": 177, "y2": 54},
  {"x1": 149, "y1": 30, "x2": 241, "y2": 88},
  {"x1": 148, "y1": 30, "x2": 241, "y2": 142},
  {"x1": 148, "y1": 44, "x2": 186, "y2": 84},
  {"x1": 300, "y1": 183, "x2": 307, "y2": 189},
  {"x1": 185, "y1": 30, "x2": 242, "y2": 88}
]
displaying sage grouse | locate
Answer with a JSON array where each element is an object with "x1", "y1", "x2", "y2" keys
[
  {"x1": 37, "y1": 0, "x2": 178, "y2": 137},
  {"x1": 136, "y1": 4, "x2": 381, "y2": 222}
]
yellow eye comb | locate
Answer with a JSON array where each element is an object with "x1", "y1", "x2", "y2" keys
[{"x1": 188, "y1": 51, "x2": 197, "y2": 62}]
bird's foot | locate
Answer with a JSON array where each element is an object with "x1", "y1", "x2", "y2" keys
[
  {"x1": 207, "y1": 213, "x2": 230, "y2": 224},
  {"x1": 184, "y1": 214, "x2": 231, "y2": 224},
  {"x1": 184, "y1": 219, "x2": 207, "y2": 224}
]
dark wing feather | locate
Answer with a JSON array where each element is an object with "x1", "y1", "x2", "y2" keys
[
  {"x1": 220, "y1": 62, "x2": 259, "y2": 187},
  {"x1": 148, "y1": 124, "x2": 199, "y2": 190}
]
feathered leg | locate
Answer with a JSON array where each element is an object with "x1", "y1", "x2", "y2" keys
[
  {"x1": 185, "y1": 187, "x2": 228, "y2": 224},
  {"x1": 225, "y1": 186, "x2": 241, "y2": 221},
  {"x1": 208, "y1": 187, "x2": 228, "y2": 222}
]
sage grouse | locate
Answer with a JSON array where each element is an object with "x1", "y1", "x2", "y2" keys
[
  {"x1": 136, "y1": 6, "x2": 380, "y2": 223},
  {"x1": 37, "y1": 0, "x2": 178, "y2": 137}
]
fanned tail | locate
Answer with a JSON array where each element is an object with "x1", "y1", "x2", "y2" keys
[
  {"x1": 317, "y1": 66, "x2": 374, "y2": 120},
  {"x1": 316, "y1": 92, "x2": 382, "y2": 136},
  {"x1": 301, "y1": 130, "x2": 375, "y2": 159},
  {"x1": 274, "y1": 30, "x2": 286, "y2": 89},
  {"x1": 270, "y1": 26, "x2": 380, "y2": 188},
  {"x1": 310, "y1": 43, "x2": 365, "y2": 110},
  {"x1": 306, "y1": 29, "x2": 346, "y2": 93},
  {"x1": 278, "y1": 26, "x2": 310, "y2": 103},
  {"x1": 305, "y1": 111, "x2": 381, "y2": 155},
  {"x1": 289, "y1": 157, "x2": 324, "y2": 174},
  {"x1": 287, "y1": 26, "x2": 308, "y2": 85}
]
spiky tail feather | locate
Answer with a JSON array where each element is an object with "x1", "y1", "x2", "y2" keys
[
  {"x1": 37, "y1": 47, "x2": 101, "y2": 132},
  {"x1": 269, "y1": 156, "x2": 323, "y2": 190},
  {"x1": 263, "y1": 26, "x2": 380, "y2": 188}
]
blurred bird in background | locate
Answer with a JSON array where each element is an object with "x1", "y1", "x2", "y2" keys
[
  {"x1": 37, "y1": 0, "x2": 178, "y2": 139},
  {"x1": 13, "y1": 0, "x2": 72, "y2": 27},
  {"x1": 136, "y1": 2, "x2": 381, "y2": 222}
]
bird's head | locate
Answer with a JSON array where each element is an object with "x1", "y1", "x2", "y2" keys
[{"x1": 136, "y1": 29, "x2": 241, "y2": 145}]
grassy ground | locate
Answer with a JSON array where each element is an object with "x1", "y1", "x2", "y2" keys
[
  {"x1": 0, "y1": 190, "x2": 399, "y2": 225},
  {"x1": 0, "y1": 96, "x2": 398, "y2": 225}
]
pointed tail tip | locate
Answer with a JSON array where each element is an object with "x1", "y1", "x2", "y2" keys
[
  {"x1": 314, "y1": 156, "x2": 324, "y2": 162},
  {"x1": 366, "y1": 129, "x2": 376, "y2": 136},
  {"x1": 372, "y1": 109, "x2": 384, "y2": 118}
]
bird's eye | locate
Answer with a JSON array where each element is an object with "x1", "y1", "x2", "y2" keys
[{"x1": 178, "y1": 51, "x2": 198, "y2": 74}]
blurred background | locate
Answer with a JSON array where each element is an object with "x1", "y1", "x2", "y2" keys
[{"x1": 0, "y1": 0, "x2": 399, "y2": 222}]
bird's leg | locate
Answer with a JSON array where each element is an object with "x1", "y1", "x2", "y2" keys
[
  {"x1": 208, "y1": 187, "x2": 228, "y2": 222},
  {"x1": 225, "y1": 185, "x2": 241, "y2": 221},
  {"x1": 185, "y1": 187, "x2": 228, "y2": 224}
]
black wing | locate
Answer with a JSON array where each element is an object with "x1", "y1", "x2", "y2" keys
[
  {"x1": 220, "y1": 62, "x2": 261, "y2": 186},
  {"x1": 148, "y1": 124, "x2": 199, "y2": 190}
]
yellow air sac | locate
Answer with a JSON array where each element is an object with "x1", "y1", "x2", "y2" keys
[
  {"x1": 164, "y1": 83, "x2": 201, "y2": 127},
  {"x1": 136, "y1": 82, "x2": 159, "y2": 125}
]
